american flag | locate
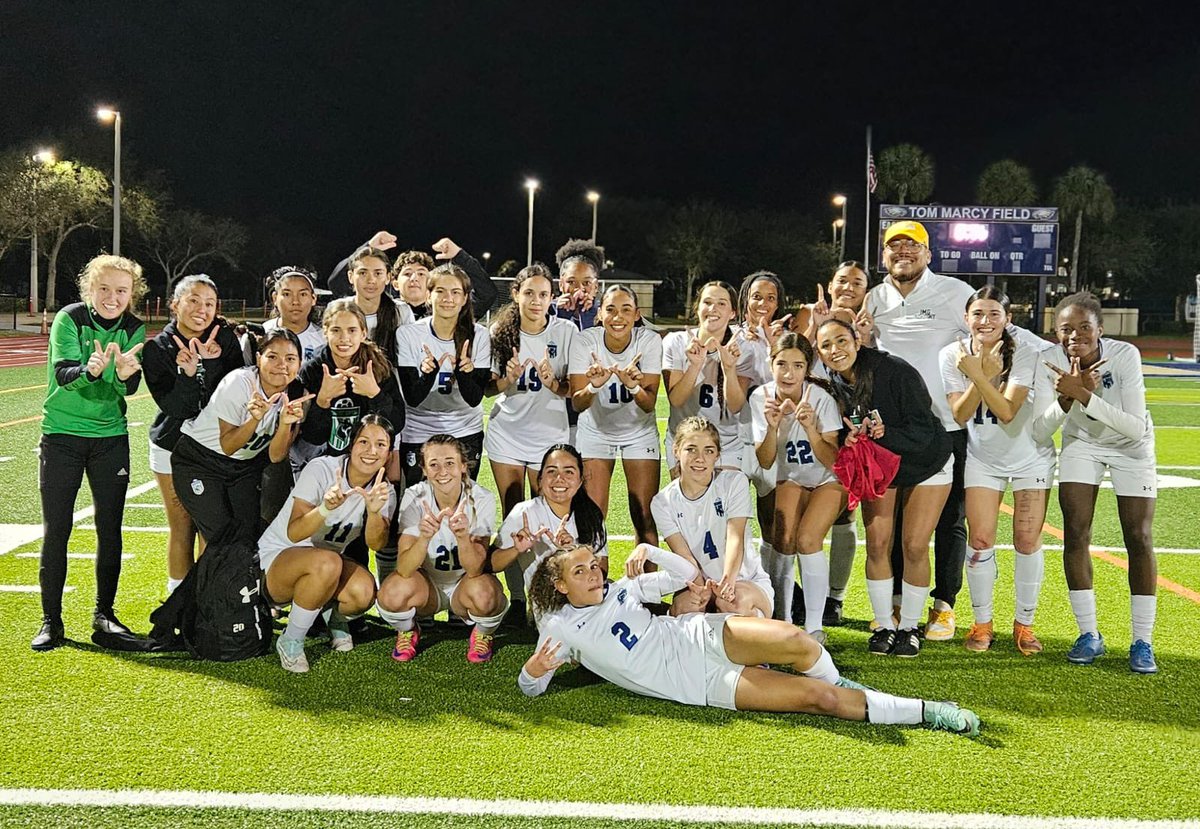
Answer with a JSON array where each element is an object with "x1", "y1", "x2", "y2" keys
[{"x1": 867, "y1": 150, "x2": 878, "y2": 194}]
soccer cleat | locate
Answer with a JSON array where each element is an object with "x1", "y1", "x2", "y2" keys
[
  {"x1": 964, "y1": 621, "x2": 995, "y2": 653},
  {"x1": 1129, "y1": 640, "x2": 1158, "y2": 674},
  {"x1": 92, "y1": 608, "x2": 132, "y2": 636},
  {"x1": 835, "y1": 676, "x2": 871, "y2": 691},
  {"x1": 924, "y1": 606, "x2": 956, "y2": 641},
  {"x1": 1066, "y1": 632, "x2": 1106, "y2": 665},
  {"x1": 31, "y1": 616, "x2": 65, "y2": 651},
  {"x1": 276, "y1": 637, "x2": 309, "y2": 673},
  {"x1": 1013, "y1": 622, "x2": 1043, "y2": 656},
  {"x1": 892, "y1": 628, "x2": 922, "y2": 658},
  {"x1": 326, "y1": 611, "x2": 354, "y2": 652},
  {"x1": 822, "y1": 597, "x2": 844, "y2": 627},
  {"x1": 923, "y1": 701, "x2": 981, "y2": 737},
  {"x1": 467, "y1": 628, "x2": 495, "y2": 663},
  {"x1": 806, "y1": 629, "x2": 828, "y2": 646},
  {"x1": 391, "y1": 624, "x2": 421, "y2": 662},
  {"x1": 868, "y1": 627, "x2": 896, "y2": 656}
]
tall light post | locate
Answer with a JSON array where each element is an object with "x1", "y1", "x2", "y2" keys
[
  {"x1": 832, "y1": 218, "x2": 845, "y2": 247},
  {"x1": 481, "y1": 251, "x2": 492, "y2": 271},
  {"x1": 96, "y1": 107, "x2": 122, "y2": 255},
  {"x1": 586, "y1": 190, "x2": 600, "y2": 242},
  {"x1": 29, "y1": 150, "x2": 55, "y2": 314},
  {"x1": 832, "y1": 194, "x2": 848, "y2": 261},
  {"x1": 524, "y1": 178, "x2": 539, "y2": 267}
]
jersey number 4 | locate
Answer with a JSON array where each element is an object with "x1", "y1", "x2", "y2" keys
[
  {"x1": 610, "y1": 622, "x2": 639, "y2": 650},
  {"x1": 702, "y1": 530, "x2": 719, "y2": 560}
]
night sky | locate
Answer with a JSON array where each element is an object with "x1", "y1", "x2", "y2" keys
[{"x1": 3, "y1": 1, "x2": 1199, "y2": 273}]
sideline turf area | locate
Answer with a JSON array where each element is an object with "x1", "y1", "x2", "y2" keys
[{"x1": 1, "y1": 366, "x2": 1198, "y2": 826}]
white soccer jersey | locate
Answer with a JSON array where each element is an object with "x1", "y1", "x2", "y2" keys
[
  {"x1": 180, "y1": 367, "x2": 286, "y2": 461},
  {"x1": 866, "y1": 269, "x2": 975, "y2": 431},
  {"x1": 734, "y1": 324, "x2": 773, "y2": 388},
  {"x1": 662, "y1": 329, "x2": 758, "y2": 449},
  {"x1": 1037, "y1": 339, "x2": 1154, "y2": 460},
  {"x1": 650, "y1": 469, "x2": 766, "y2": 586},
  {"x1": 396, "y1": 321, "x2": 491, "y2": 442},
  {"x1": 748, "y1": 382, "x2": 841, "y2": 488},
  {"x1": 521, "y1": 547, "x2": 711, "y2": 705},
  {"x1": 486, "y1": 317, "x2": 576, "y2": 461},
  {"x1": 364, "y1": 299, "x2": 416, "y2": 343},
  {"x1": 257, "y1": 455, "x2": 398, "y2": 564},
  {"x1": 397, "y1": 480, "x2": 498, "y2": 588},
  {"x1": 568, "y1": 326, "x2": 663, "y2": 445},
  {"x1": 939, "y1": 339, "x2": 1056, "y2": 478},
  {"x1": 241, "y1": 319, "x2": 325, "y2": 365},
  {"x1": 497, "y1": 496, "x2": 610, "y2": 589}
]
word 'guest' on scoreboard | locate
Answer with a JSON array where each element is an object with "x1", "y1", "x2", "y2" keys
[{"x1": 878, "y1": 204, "x2": 1059, "y2": 276}]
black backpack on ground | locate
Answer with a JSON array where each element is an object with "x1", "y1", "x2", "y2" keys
[{"x1": 148, "y1": 530, "x2": 274, "y2": 661}]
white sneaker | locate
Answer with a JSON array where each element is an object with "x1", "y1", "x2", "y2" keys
[{"x1": 276, "y1": 637, "x2": 309, "y2": 673}]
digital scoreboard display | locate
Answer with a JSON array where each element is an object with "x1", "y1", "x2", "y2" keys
[{"x1": 877, "y1": 205, "x2": 1059, "y2": 276}]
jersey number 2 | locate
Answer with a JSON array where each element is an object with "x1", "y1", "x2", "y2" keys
[{"x1": 610, "y1": 622, "x2": 639, "y2": 651}]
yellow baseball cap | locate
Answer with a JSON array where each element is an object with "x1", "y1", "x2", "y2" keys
[{"x1": 883, "y1": 220, "x2": 929, "y2": 248}]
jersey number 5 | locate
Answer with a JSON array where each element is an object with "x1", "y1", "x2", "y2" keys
[
  {"x1": 437, "y1": 370, "x2": 454, "y2": 395},
  {"x1": 610, "y1": 622, "x2": 639, "y2": 650}
]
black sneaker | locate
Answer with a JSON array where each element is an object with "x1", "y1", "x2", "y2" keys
[
  {"x1": 868, "y1": 627, "x2": 896, "y2": 655},
  {"x1": 823, "y1": 597, "x2": 844, "y2": 627},
  {"x1": 32, "y1": 616, "x2": 65, "y2": 651},
  {"x1": 92, "y1": 608, "x2": 132, "y2": 636},
  {"x1": 893, "y1": 627, "x2": 922, "y2": 658}
]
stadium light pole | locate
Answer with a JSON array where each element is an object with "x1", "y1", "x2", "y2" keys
[
  {"x1": 96, "y1": 107, "x2": 122, "y2": 255},
  {"x1": 832, "y1": 218, "x2": 845, "y2": 247},
  {"x1": 587, "y1": 190, "x2": 600, "y2": 242},
  {"x1": 525, "y1": 179, "x2": 539, "y2": 267},
  {"x1": 481, "y1": 251, "x2": 491, "y2": 271},
  {"x1": 833, "y1": 194, "x2": 848, "y2": 260},
  {"x1": 29, "y1": 149, "x2": 55, "y2": 314}
]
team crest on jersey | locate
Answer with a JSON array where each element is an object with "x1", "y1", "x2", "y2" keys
[
  {"x1": 547, "y1": 342, "x2": 558, "y2": 358},
  {"x1": 616, "y1": 588, "x2": 628, "y2": 605},
  {"x1": 917, "y1": 309, "x2": 935, "y2": 320},
  {"x1": 714, "y1": 498, "x2": 724, "y2": 517},
  {"x1": 191, "y1": 478, "x2": 205, "y2": 496},
  {"x1": 1101, "y1": 371, "x2": 1114, "y2": 389}
]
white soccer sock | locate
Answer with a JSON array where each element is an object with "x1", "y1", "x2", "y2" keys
[
  {"x1": 965, "y1": 546, "x2": 997, "y2": 625},
  {"x1": 801, "y1": 645, "x2": 839, "y2": 685},
  {"x1": 759, "y1": 542, "x2": 795, "y2": 621},
  {"x1": 375, "y1": 547, "x2": 397, "y2": 585},
  {"x1": 1068, "y1": 589, "x2": 1098, "y2": 636},
  {"x1": 468, "y1": 598, "x2": 510, "y2": 635},
  {"x1": 828, "y1": 523, "x2": 857, "y2": 601},
  {"x1": 797, "y1": 551, "x2": 830, "y2": 634},
  {"x1": 281, "y1": 603, "x2": 320, "y2": 643},
  {"x1": 1131, "y1": 594, "x2": 1157, "y2": 644},
  {"x1": 378, "y1": 606, "x2": 416, "y2": 632},
  {"x1": 866, "y1": 578, "x2": 895, "y2": 630},
  {"x1": 899, "y1": 581, "x2": 930, "y2": 632},
  {"x1": 863, "y1": 689, "x2": 923, "y2": 725},
  {"x1": 166, "y1": 577, "x2": 183, "y2": 595},
  {"x1": 1013, "y1": 548, "x2": 1045, "y2": 626}
]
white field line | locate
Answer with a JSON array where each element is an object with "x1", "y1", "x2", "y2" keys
[
  {"x1": 0, "y1": 788, "x2": 1194, "y2": 829},
  {"x1": 0, "y1": 481, "x2": 156, "y2": 557},
  {"x1": 0, "y1": 585, "x2": 73, "y2": 593},
  {"x1": 1159, "y1": 465, "x2": 1200, "y2": 471},
  {"x1": 14, "y1": 552, "x2": 133, "y2": 560}
]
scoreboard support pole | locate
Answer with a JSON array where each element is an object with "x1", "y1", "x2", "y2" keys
[{"x1": 1035, "y1": 275, "x2": 1047, "y2": 335}]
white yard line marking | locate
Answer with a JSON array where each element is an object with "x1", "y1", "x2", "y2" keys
[
  {"x1": 0, "y1": 788, "x2": 1192, "y2": 829},
  {"x1": 124, "y1": 503, "x2": 165, "y2": 510},
  {"x1": 14, "y1": 552, "x2": 134, "y2": 560},
  {"x1": 603, "y1": 536, "x2": 1200, "y2": 554},
  {"x1": 77, "y1": 525, "x2": 165, "y2": 533},
  {"x1": 0, "y1": 586, "x2": 73, "y2": 593},
  {"x1": 0, "y1": 481, "x2": 157, "y2": 557},
  {"x1": 1159, "y1": 465, "x2": 1200, "y2": 471}
]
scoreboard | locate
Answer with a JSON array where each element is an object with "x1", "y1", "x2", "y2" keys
[{"x1": 877, "y1": 204, "x2": 1059, "y2": 277}]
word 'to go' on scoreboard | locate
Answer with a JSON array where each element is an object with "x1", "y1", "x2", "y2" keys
[{"x1": 878, "y1": 204, "x2": 1059, "y2": 276}]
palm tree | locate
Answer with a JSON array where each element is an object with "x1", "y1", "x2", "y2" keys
[
  {"x1": 1053, "y1": 166, "x2": 1115, "y2": 292},
  {"x1": 877, "y1": 144, "x2": 934, "y2": 205},
  {"x1": 976, "y1": 160, "x2": 1037, "y2": 206}
]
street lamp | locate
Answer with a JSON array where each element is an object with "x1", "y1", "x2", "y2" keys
[
  {"x1": 481, "y1": 251, "x2": 492, "y2": 271},
  {"x1": 29, "y1": 149, "x2": 55, "y2": 314},
  {"x1": 96, "y1": 107, "x2": 121, "y2": 255},
  {"x1": 524, "y1": 178, "x2": 539, "y2": 267},
  {"x1": 832, "y1": 194, "x2": 848, "y2": 260},
  {"x1": 832, "y1": 218, "x2": 845, "y2": 247},
  {"x1": 587, "y1": 190, "x2": 600, "y2": 242}
]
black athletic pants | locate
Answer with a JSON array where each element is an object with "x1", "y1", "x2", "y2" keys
[
  {"x1": 890, "y1": 428, "x2": 968, "y2": 607},
  {"x1": 171, "y1": 435, "x2": 264, "y2": 545},
  {"x1": 38, "y1": 433, "x2": 130, "y2": 618}
]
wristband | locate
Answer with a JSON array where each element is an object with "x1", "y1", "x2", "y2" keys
[
  {"x1": 318, "y1": 502, "x2": 332, "y2": 518},
  {"x1": 589, "y1": 379, "x2": 606, "y2": 391},
  {"x1": 626, "y1": 384, "x2": 643, "y2": 396}
]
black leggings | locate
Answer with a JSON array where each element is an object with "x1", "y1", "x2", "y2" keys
[
  {"x1": 38, "y1": 433, "x2": 130, "y2": 618},
  {"x1": 399, "y1": 431, "x2": 484, "y2": 484},
  {"x1": 171, "y1": 436, "x2": 264, "y2": 544}
]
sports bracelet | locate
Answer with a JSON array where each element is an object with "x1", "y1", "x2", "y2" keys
[
  {"x1": 318, "y1": 502, "x2": 332, "y2": 518},
  {"x1": 627, "y1": 384, "x2": 643, "y2": 396}
]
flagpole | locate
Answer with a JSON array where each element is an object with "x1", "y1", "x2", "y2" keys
[{"x1": 864, "y1": 125, "x2": 872, "y2": 271}]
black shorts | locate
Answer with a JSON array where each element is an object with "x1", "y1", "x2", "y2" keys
[{"x1": 399, "y1": 430, "x2": 484, "y2": 484}]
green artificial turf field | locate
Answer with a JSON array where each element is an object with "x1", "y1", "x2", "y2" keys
[{"x1": 1, "y1": 364, "x2": 1198, "y2": 827}]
